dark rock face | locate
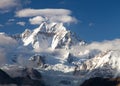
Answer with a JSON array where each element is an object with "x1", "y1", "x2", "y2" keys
[
  {"x1": 13, "y1": 76, "x2": 45, "y2": 86},
  {"x1": 29, "y1": 54, "x2": 45, "y2": 67},
  {"x1": 80, "y1": 77, "x2": 120, "y2": 86},
  {"x1": 59, "y1": 80, "x2": 71, "y2": 85},
  {"x1": 0, "y1": 69, "x2": 14, "y2": 84},
  {"x1": 0, "y1": 69, "x2": 45, "y2": 86}
]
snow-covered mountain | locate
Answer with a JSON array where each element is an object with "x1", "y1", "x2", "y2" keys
[
  {"x1": 0, "y1": 22, "x2": 120, "y2": 86},
  {"x1": 21, "y1": 22, "x2": 85, "y2": 51}
]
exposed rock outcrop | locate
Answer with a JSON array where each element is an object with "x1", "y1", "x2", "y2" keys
[
  {"x1": 0, "y1": 68, "x2": 45, "y2": 86},
  {"x1": 80, "y1": 77, "x2": 120, "y2": 86}
]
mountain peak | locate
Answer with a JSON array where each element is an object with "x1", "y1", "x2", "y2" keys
[
  {"x1": 22, "y1": 22, "x2": 84, "y2": 51},
  {"x1": 38, "y1": 22, "x2": 66, "y2": 33}
]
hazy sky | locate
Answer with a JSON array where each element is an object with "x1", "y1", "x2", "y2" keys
[{"x1": 0, "y1": 0, "x2": 120, "y2": 42}]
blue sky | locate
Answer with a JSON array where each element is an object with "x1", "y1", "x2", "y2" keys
[{"x1": 0, "y1": 0, "x2": 120, "y2": 42}]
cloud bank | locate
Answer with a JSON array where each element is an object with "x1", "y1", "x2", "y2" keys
[
  {"x1": 70, "y1": 39, "x2": 120, "y2": 59},
  {"x1": 0, "y1": 34, "x2": 17, "y2": 46},
  {"x1": 16, "y1": 8, "x2": 77, "y2": 24},
  {"x1": 86, "y1": 39, "x2": 120, "y2": 52},
  {"x1": 0, "y1": 33, "x2": 17, "y2": 65}
]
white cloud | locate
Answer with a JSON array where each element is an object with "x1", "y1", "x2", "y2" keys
[
  {"x1": 8, "y1": 19, "x2": 15, "y2": 22},
  {"x1": 0, "y1": 0, "x2": 20, "y2": 13},
  {"x1": 5, "y1": 19, "x2": 15, "y2": 26},
  {"x1": 49, "y1": 15, "x2": 77, "y2": 23},
  {"x1": 17, "y1": 22, "x2": 26, "y2": 26},
  {"x1": 86, "y1": 39, "x2": 120, "y2": 52},
  {"x1": 0, "y1": 33, "x2": 17, "y2": 46},
  {"x1": 70, "y1": 39, "x2": 120, "y2": 58},
  {"x1": 29, "y1": 15, "x2": 77, "y2": 25},
  {"x1": 16, "y1": 8, "x2": 77, "y2": 24},
  {"x1": 0, "y1": 34, "x2": 17, "y2": 65},
  {"x1": 71, "y1": 39, "x2": 120, "y2": 57},
  {"x1": 0, "y1": 49, "x2": 6, "y2": 65},
  {"x1": 16, "y1": 8, "x2": 71, "y2": 17},
  {"x1": 29, "y1": 16, "x2": 45, "y2": 25}
]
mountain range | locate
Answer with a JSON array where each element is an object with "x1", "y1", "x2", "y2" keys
[{"x1": 0, "y1": 22, "x2": 120, "y2": 86}]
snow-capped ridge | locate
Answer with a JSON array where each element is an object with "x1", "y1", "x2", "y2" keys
[
  {"x1": 34, "y1": 22, "x2": 66, "y2": 34},
  {"x1": 74, "y1": 49, "x2": 120, "y2": 79},
  {"x1": 21, "y1": 29, "x2": 31, "y2": 39}
]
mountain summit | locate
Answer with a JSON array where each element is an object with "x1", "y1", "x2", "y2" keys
[{"x1": 22, "y1": 22, "x2": 85, "y2": 51}]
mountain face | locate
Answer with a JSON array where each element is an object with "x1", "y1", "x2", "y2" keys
[
  {"x1": 21, "y1": 22, "x2": 85, "y2": 51},
  {"x1": 0, "y1": 22, "x2": 120, "y2": 86}
]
